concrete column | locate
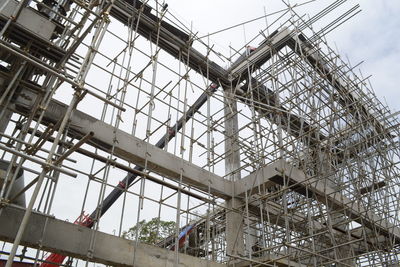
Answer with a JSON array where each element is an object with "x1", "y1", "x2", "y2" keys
[{"x1": 224, "y1": 88, "x2": 245, "y2": 257}]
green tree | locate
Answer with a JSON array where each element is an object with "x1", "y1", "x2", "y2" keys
[{"x1": 123, "y1": 217, "x2": 175, "y2": 245}]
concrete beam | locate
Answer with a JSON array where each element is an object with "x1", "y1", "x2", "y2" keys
[
  {"x1": 234, "y1": 160, "x2": 282, "y2": 197},
  {"x1": 0, "y1": 206, "x2": 226, "y2": 267},
  {"x1": 111, "y1": 0, "x2": 228, "y2": 85},
  {"x1": 228, "y1": 28, "x2": 292, "y2": 80},
  {"x1": 237, "y1": 160, "x2": 400, "y2": 243},
  {"x1": 247, "y1": 199, "x2": 382, "y2": 255},
  {"x1": 236, "y1": 160, "x2": 388, "y2": 255},
  {"x1": 14, "y1": 88, "x2": 233, "y2": 199},
  {"x1": 287, "y1": 34, "x2": 387, "y2": 138}
]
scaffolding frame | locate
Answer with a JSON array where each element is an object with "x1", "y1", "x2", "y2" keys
[{"x1": 0, "y1": 0, "x2": 400, "y2": 266}]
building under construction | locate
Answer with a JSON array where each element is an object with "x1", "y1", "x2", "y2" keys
[{"x1": 0, "y1": 0, "x2": 399, "y2": 266}]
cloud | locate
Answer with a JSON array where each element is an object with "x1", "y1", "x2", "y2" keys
[{"x1": 329, "y1": 0, "x2": 400, "y2": 111}]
